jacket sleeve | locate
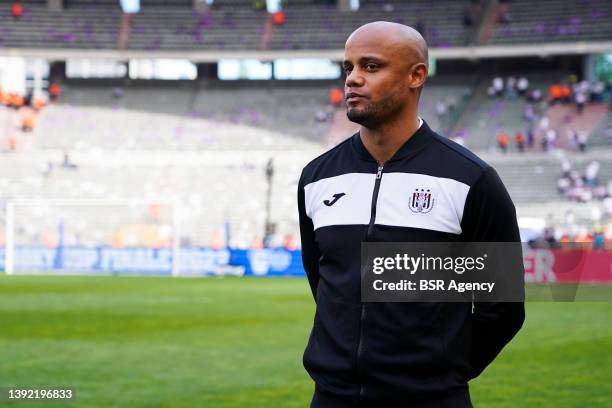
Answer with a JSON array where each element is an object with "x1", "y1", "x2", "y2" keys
[
  {"x1": 461, "y1": 166, "x2": 526, "y2": 379},
  {"x1": 298, "y1": 171, "x2": 321, "y2": 301}
]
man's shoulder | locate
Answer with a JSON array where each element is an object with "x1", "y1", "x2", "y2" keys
[
  {"x1": 425, "y1": 130, "x2": 492, "y2": 186},
  {"x1": 300, "y1": 133, "x2": 357, "y2": 186},
  {"x1": 430, "y1": 132, "x2": 489, "y2": 171}
]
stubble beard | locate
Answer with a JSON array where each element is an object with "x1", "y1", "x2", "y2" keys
[{"x1": 346, "y1": 95, "x2": 404, "y2": 129}]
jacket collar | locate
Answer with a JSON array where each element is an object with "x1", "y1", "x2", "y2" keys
[{"x1": 351, "y1": 118, "x2": 433, "y2": 163}]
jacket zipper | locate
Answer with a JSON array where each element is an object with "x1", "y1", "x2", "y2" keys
[
  {"x1": 357, "y1": 162, "x2": 385, "y2": 398},
  {"x1": 367, "y1": 164, "x2": 384, "y2": 240}
]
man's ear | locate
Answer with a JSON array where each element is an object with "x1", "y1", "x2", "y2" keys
[{"x1": 408, "y1": 63, "x2": 428, "y2": 89}]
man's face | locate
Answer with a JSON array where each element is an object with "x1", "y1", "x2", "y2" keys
[{"x1": 343, "y1": 34, "x2": 413, "y2": 128}]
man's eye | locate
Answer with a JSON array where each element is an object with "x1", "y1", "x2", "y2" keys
[
  {"x1": 365, "y1": 64, "x2": 378, "y2": 71},
  {"x1": 344, "y1": 66, "x2": 352, "y2": 73}
]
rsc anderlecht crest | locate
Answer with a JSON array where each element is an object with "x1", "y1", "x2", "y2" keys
[{"x1": 409, "y1": 188, "x2": 435, "y2": 214}]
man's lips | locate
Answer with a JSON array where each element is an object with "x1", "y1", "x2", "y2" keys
[{"x1": 345, "y1": 92, "x2": 366, "y2": 102}]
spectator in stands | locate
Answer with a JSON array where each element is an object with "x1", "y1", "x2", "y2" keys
[
  {"x1": 487, "y1": 85, "x2": 496, "y2": 98},
  {"x1": 575, "y1": 227, "x2": 593, "y2": 249},
  {"x1": 584, "y1": 161, "x2": 600, "y2": 187},
  {"x1": 492, "y1": 76, "x2": 504, "y2": 97},
  {"x1": 315, "y1": 105, "x2": 334, "y2": 123},
  {"x1": 33, "y1": 97, "x2": 45, "y2": 111},
  {"x1": 283, "y1": 234, "x2": 297, "y2": 251},
  {"x1": 575, "y1": 90, "x2": 587, "y2": 115},
  {"x1": 20, "y1": 109, "x2": 36, "y2": 132},
  {"x1": 567, "y1": 129, "x2": 578, "y2": 149},
  {"x1": 446, "y1": 96, "x2": 457, "y2": 114},
  {"x1": 560, "y1": 84, "x2": 571, "y2": 104},
  {"x1": 591, "y1": 81, "x2": 605, "y2": 102},
  {"x1": 435, "y1": 100, "x2": 447, "y2": 123},
  {"x1": 523, "y1": 103, "x2": 535, "y2": 122},
  {"x1": 561, "y1": 157, "x2": 572, "y2": 177},
  {"x1": 514, "y1": 131, "x2": 525, "y2": 152},
  {"x1": 3, "y1": 92, "x2": 12, "y2": 107},
  {"x1": 498, "y1": 131, "x2": 509, "y2": 152},
  {"x1": 24, "y1": 91, "x2": 32, "y2": 107},
  {"x1": 574, "y1": 80, "x2": 589, "y2": 96},
  {"x1": 604, "y1": 125, "x2": 612, "y2": 141},
  {"x1": 577, "y1": 130, "x2": 588, "y2": 152},
  {"x1": 593, "y1": 229, "x2": 606, "y2": 251},
  {"x1": 49, "y1": 82, "x2": 61, "y2": 102},
  {"x1": 329, "y1": 87, "x2": 343, "y2": 107},
  {"x1": 549, "y1": 84, "x2": 562, "y2": 104},
  {"x1": 506, "y1": 76, "x2": 517, "y2": 99},
  {"x1": 272, "y1": 11, "x2": 285, "y2": 26},
  {"x1": 111, "y1": 87, "x2": 125, "y2": 100},
  {"x1": 526, "y1": 126, "x2": 535, "y2": 148},
  {"x1": 315, "y1": 111, "x2": 328, "y2": 123},
  {"x1": 529, "y1": 88, "x2": 543, "y2": 103},
  {"x1": 593, "y1": 184, "x2": 608, "y2": 200},
  {"x1": 557, "y1": 177, "x2": 570, "y2": 194},
  {"x1": 11, "y1": 2, "x2": 23, "y2": 20},
  {"x1": 13, "y1": 94, "x2": 24, "y2": 110},
  {"x1": 517, "y1": 76, "x2": 529, "y2": 96},
  {"x1": 545, "y1": 128, "x2": 557, "y2": 150}
]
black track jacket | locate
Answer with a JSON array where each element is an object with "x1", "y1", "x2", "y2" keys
[{"x1": 297, "y1": 119, "x2": 525, "y2": 403}]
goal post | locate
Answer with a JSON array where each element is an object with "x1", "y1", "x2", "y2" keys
[{"x1": 2, "y1": 198, "x2": 182, "y2": 276}]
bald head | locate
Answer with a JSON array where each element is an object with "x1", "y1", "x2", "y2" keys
[
  {"x1": 342, "y1": 21, "x2": 429, "y2": 129},
  {"x1": 346, "y1": 21, "x2": 428, "y2": 68}
]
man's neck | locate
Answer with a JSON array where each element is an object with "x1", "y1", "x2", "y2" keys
[{"x1": 359, "y1": 114, "x2": 422, "y2": 165}]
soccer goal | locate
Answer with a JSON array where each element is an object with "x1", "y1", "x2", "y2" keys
[{"x1": 2, "y1": 198, "x2": 183, "y2": 276}]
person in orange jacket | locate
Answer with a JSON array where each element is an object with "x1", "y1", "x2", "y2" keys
[
  {"x1": 498, "y1": 131, "x2": 509, "y2": 152},
  {"x1": 515, "y1": 131, "x2": 525, "y2": 152},
  {"x1": 12, "y1": 2, "x2": 23, "y2": 19},
  {"x1": 49, "y1": 82, "x2": 61, "y2": 102}
]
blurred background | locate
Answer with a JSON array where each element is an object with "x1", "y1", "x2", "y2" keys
[{"x1": 0, "y1": 1, "x2": 610, "y2": 407}]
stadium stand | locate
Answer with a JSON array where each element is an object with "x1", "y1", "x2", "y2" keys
[
  {"x1": 451, "y1": 72, "x2": 563, "y2": 150},
  {"x1": 270, "y1": 0, "x2": 471, "y2": 50},
  {"x1": 2, "y1": 0, "x2": 612, "y2": 52},
  {"x1": 489, "y1": 150, "x2": 612, "y2": 203},
  {"x1": 0, "y1": 0, "x2": 470, "y2": 51},
  {"x1": 47, "y1": 77, "x2": 474, "y2": 144},
  {"x1": 487, "y1": 0, "x2": 612, "y2": 45}
]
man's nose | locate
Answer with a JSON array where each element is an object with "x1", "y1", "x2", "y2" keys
[{"x1": 345, "y1": 68, "x2": 364, "y2": 88}]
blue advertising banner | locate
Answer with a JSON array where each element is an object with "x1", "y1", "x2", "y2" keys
[{"x1": 0, "y1": 246, "x2": 306, "y2": 277}]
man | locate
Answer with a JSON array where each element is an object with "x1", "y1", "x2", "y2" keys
[{"x1": 297, "y1": 22, "x2": 525, "y2": 407}]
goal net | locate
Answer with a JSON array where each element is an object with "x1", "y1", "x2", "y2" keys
[{"x1": 3, "y1": 198, "x2": 182, "y2": 275}]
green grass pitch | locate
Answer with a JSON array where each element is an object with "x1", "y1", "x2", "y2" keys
[{"x1": 0, "y1": 275, "x2": 610, "y2": 407}]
